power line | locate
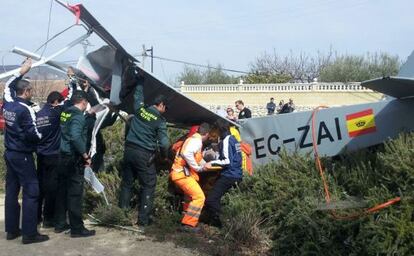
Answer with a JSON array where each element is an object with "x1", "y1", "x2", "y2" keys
[
  {"x1": 4, "y1": 53, "x2": 250, "y2": 76},
  {"x1": 39, "y1": 0, "x2": 54, "y2": 57},
  {"x1": 159, "y1": 58, "x2": 168, "y2": 82},
  {"x1": 1, "y1": 51, "x2": 12, "y2": 73},
  {"x1": 135, "y1": 54, "x2": 250, "y2": 74}
]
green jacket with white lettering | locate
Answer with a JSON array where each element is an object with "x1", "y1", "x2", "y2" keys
[
  {"x1": 60, "y1": 106, "x2": 89, "y2": 156},
  {"x1": 126, "y1": 84, "x2": 169, "y2": 156}
]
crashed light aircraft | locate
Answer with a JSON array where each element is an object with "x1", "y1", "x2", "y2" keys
[{"x1": 1, "y1": 0, "x2": 414, "y2": 168}]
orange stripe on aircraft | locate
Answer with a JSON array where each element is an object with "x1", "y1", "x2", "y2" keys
[{"x1": 346, "y1": 109, "x2": 376, "y2": 138}]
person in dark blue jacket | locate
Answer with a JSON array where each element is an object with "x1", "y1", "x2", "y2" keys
[
  {"x1": 35, "y1": 68, "x2": 76, "y2": 227},
  {"x1": 203, "y1": 119, "x2": 243, "y2": 227},
  {"x1": 2, "y1": 58, "x2": 49, "y2": 244},
  {"x1": 36, "y1": 89, "x2": 72, "y2": 228}
]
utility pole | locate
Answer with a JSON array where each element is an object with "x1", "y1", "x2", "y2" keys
[
  {"x1": 149, "y1": 46, "x2": 153, "y2": 73},
  {"x1": 141, "y1": 44, "x2": 154, "y2": 73},
  {"x1": 141, "y1": 44, "x2": 146, "y2": 68}
]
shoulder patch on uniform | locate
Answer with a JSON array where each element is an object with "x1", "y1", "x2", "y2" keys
[
  {"x1": 138, "y1": 107, "x2": 158, "y2": 122},
  {"x1": 60, "y1": 112, "x2": 72, "y2": 122}
]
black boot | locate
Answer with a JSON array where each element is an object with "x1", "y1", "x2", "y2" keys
[
  {"x1": 210, "y1": 215, "x2": 223, "y2": 228},
  {"x1": 70, "y1": 227, "x2": 96, "y2": 238},
  {"x1": 22, "y1": 233, "x2": 49, "y2": 244},
  {"x1": 42, "y1": 220, "x2": 54, "y2": 229},
  {"x1": 54, "y1": 224, "x2": 70, "y2": 233},
  {"x1": 179, "y1": 224, "x2": 201, "y2": 233},
  {"x1": 6, "y1": 230, "x2": 21, "y2": 240}
]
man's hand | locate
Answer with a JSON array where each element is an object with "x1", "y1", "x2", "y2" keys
[
  {"x1": 203, "y1": 162, "x2": 212, "y2": 171},
  {"x1": 83, "y1": 153, "x2": 92, "y2": 166},
  {"x1": 85, "y1": 158, "x2": 92, "y2": 166},
  {"x1": 87, "y1": 107, "x2": 96, "y2": 115},
  {"x1": 20, "y1": 58, "x2": 32, "y2": 76}
]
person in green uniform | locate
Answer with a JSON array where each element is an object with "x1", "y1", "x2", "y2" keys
[
  {"x1": 119, "y1": 71, "x2": 170, "y2": 229},
  {"x1": 54, "y1": 90, "x2": 96, "y2": 237}
]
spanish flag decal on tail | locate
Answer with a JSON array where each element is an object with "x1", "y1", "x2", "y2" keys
[{"x1": 346, "y1": 109, "x2": 376, "y2": 137}]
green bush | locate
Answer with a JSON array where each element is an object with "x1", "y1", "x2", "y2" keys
[
  {"x1": 84, "y1": 120, "x2": 125, "y2": 215},
  {"x1": 94, "y1": 204, "x2": 134, "y2": 226},
  {"x1": 222, "y1": 134, "x2": 414, "y2": 255},
  {"x1": 86, "y1": 120, "x2": 414, "y2": 255},
  {"x1": 85, "y1": 121, "x2": 184, "y2": 228},
  {"x1": 153, "y1": 171, "x2": 182, "y2": 217},
  {"x1": 101, "y1": 120, "x2": 126, "y2": 173},
  {"x1": 222, "y1": 208, "x2": 270, "y2": 251}
]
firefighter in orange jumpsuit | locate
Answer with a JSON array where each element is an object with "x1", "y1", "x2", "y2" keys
[{"x1": 170, "y1": 123, "x2": 211, "y2": 232}]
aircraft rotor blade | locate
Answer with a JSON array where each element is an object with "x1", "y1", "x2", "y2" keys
[
  {"x1": 0, "y1": 32, "x2": 91, "y2": 80},
  {"x1": 12, "y1": 47, "x2": 69, "y2": 72}
]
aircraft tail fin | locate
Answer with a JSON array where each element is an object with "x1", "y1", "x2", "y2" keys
[
  {"x1": 398, "y1": 50, "x2": 414, "y2": 78},
  {"x1": 361, "y1": 51, "x2": 414, "y2": 99},
  {"x1": 361, "y1": 77, "x2": 414, "y2": 99}
]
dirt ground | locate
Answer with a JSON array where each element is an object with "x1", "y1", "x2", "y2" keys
[{"x1": 0, "y1": 194, "x2": 200, "y2": 256}]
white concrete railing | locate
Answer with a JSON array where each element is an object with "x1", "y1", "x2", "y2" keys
[
  {"x1": 181, "y1": 82, "x2": 372, "y2": 93},
  {"x1": 207, "y1": 104, "x2": 316, "y2": 118}
]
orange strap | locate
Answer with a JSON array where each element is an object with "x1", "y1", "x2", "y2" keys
[{"x1": 311, "y1": 106, "x2": 400, "y2": 220}]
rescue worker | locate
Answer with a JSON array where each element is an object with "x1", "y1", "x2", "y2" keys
[
  {"x1": 54, "y1": 90, "x2": 96, "y2": 237},
  {"x1": 203, "y1": 119, "x2": 243, "y2": 228},
  {"x1": 36, "y1": 92, "x2": 65, "y2": 227},
  {"x1": 170, "y1": 123, "x2": 211, "y2": 232},
  {"x1": 36, "y1": 72, "x2": 76, "y2": 228},
  {"x1": 76, "y1": 72, "x2": 118, "y2": 172},
  {"x1": 119, "y1": 69, "x2": 169, "y2": 230},
  {"x1": 3, "y1": 58, "x2": 49, "y2": 244}
]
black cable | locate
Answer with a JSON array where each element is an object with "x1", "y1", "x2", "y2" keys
[
  {"x1": 135, "y1": 54, "x2": 250, "y2": 74},
  {"x1": 39, "y1": 0, "x2": 54, "y2": 57},
  {"x1": 1, "y1": 51, "x2": 11, "y2": 73},
  {"x1": 34, "y1": 24, "x2": 79, "y2": 54}
]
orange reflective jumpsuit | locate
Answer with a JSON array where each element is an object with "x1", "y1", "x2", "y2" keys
[{"x1": 170, "y1": 133, "x2": 205, "y2": 227}]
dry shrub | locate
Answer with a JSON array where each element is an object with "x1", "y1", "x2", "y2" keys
[
  {"x1": 94, "y1": 204, "x2": 134, "y2": 226},
  {"x1": 222, "y1": 133, "x2": 414, "y2": 256},
  {"x1": 222, "y1": 208, "x2": 270, "y2": 254}
]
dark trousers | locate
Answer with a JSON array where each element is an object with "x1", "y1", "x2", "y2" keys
[
  {"x1": 37, "y1": 154, "x2": 59, "y2": 224},
  {"x1": 54, "y1": 155, "x2": 85, "y2": 232},
  {"x1": 119, "y1": 145, "x2": 156, "y2": 226},
  {"x1": 205, "y1": 176, "x2": 242, "y2": 218},
  {"x1": 4, "y1": 150, "x2": 39, "y2": 236},
  {"x1": 91, "y1": 132, "x2": 106, "y2": 173}
]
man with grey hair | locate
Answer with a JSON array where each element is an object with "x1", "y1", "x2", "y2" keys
[{"x1": 2, "y1": 58, "x2": 49, "y2": 244}]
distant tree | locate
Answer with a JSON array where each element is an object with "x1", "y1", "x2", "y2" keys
[
  {"x1": 31, "y1": 79, "x2": 56, "y2": 102},
  {"x1": 366, "y1": 52, "x2": 401, "y2": 78},
  {"x1": 177, "y1": 66, "x2": 204, "y2": 85},
  {"x1": 243, "y1": 71, "x2": 291, "y2": 84},
  {"x1": 177, "y1": 64, "x2": 238, "y2": 85},
  {"x1": 319, "y1": 52, "x2": 400, "y2": 82},
  {"x1": 249, "y1": 49, "x2": 334, "y2": 83},
  {"x1": 176, "y1": 50, "x2": 401, "y2": 85},
  {"x1": 203, "y1": 64, "x2": 238, "y2": 84}
]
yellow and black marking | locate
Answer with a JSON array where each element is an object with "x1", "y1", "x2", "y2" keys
[
  {"x1": 138, "y1": 107, "x2": 158, "y2": 122},
  {"x1": 60, "y1": 112, "x2": 72, "y2": 122}
]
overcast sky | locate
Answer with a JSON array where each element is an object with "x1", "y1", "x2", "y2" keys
[{"x1": 1, "y1": 0, "x2": 413, "y2": 83}]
